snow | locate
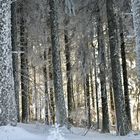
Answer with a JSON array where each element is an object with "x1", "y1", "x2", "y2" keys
[
  {"x1": 0, "y1": 123, "x2": 139, "y2": 140},
  {"x1": 0, "y1": 125, "x2": 41, "y2": 140}
]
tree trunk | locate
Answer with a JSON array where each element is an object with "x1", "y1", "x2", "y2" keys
[
  {"x1": 92, "y1": 45, "x2": 100, "y2": 129},
  {"x1": 43, "y1": 49, "x2": 49, "y2": 125},
  {"x1": 106, "y1": 39, "x2": 115, "y2": 126},
  {"x1": 48, "y1": 47, "x2": 55, "y2": 124},
  {"x1": 86, "y1": 74, "x2": 91, "y2": 128},
  {"x1": 33, "y1": 66, "x2": 38, "y2": 121},
  {"x1": 49, "y1": 0, "x2": 67, "y2": 126},
  {"x1": 0, "y1": 0, "x2": 17, "y2": 126},
  {"x1": 11, "y1": 0, "x2": 20, "y2": 122},
  {"x1": 136, "y1": 93, "x2": 140, "y2": 130},
  {"x1": 90, "y1": 68, "x2": 94, "y2": 109},
  {"x1": 64, "y1": 17, "x2": 73, "y2": 125},
  {"x1": 119, "y1": 16, "x2": 132, "y2": 130},
  {"x1": 97, "y1": 4, "x2": 110, "y2": 133},
  {"x1": 20, "y1": 1, "x2": 29, "y2": 123},
  {"x1": 110, "y1": 83, "x2": 115, "y2": 125},
  {"x1": 106, "y1": 0, "x2": 129, "y2": 135},
  {"x1": 76, "y1": 78, "x2": 80, "y2": 107}
]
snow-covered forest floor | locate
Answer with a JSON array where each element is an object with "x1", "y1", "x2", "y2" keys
[{"x1": 0, "y1": 123, "x2": 140, "y2": 140}]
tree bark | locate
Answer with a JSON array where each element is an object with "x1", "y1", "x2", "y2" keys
[
  {"x1": 49, "y1": 0, "x2": 67, "y2": 125},
  {"x1": 43, "y1": 49, "x2": 49, "y2": 125},
  {"x1": 48, "y1": 47, "x2": 55, "y2": 124},
  {"x1": 64, "y1": 17, "x2": 73, "y2": 125},
  {"x1": 33, "y1": 66, "x2": 38, "y2": 121},
  {"x1": 97, "y1": 4, "x2": 110, "y2": 133},
  {"x1": 86, "y1": 74, "x2": 91, "y2": 128},
  {"x1": 20, "y1": 1, "x2": 29, "y2": 123},
  {"x1": 0, "y1": 0, "x2": 17, "y2": 126},
  {"x1": 119, "y1": 16, "x2": 132, "y2": 130},
  {"x1": 90, "y1": 68, "x2": 94, "y2": 109},
  {"x1": 11, "y1": 0, "x2": 20, "y2": 122},
  {"x1": 92, "y1": 45, "x2": 100, "y2": 129},
  {"x1": 110, "y1": 83, "x2": 115, "y2": 125},
  {"x1": 106, "y1": 0, "x2": 129, "y2": 135}
]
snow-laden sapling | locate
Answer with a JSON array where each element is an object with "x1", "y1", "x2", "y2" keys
[{"x1": 47, "y1": 124, "x2": 67, "y2": 140}]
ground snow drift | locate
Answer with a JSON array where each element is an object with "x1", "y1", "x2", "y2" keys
[
  {"x1": 0, "y1": 123, "x2": 140, "y2": 140},
  {"x1": 0, "y1": 125, "x2": 40, "y2": 140}
]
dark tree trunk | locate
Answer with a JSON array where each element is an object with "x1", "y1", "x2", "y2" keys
[
  {"x1": 97, "y1": 4, "x2": 110, "y2": 133},
  {"x1": 106, "y1": 39, "x2": 115, "y2": 126},
  {"x1": 49, "y1": 0, "x2": 67, "y2": 126},
  {"x1": 64, "y1": 17, "x2": 73, "y2": 125},
  {"x1": 110, "y1": 84, "x2": 115, "y2": 125},
  {"x1": 106, "y1": 0, "x2": 129, "y2": 135},
  {"x1": 119, "y1": 16, "x2": 132, "y2": 130},
  {"x1": 43, "y1": 49, "x2": 49, "y2": 125},
  {"x1": 86, "y1": 74, "x2": 91, "y2": 128},
  {"x1": 48, "y1": 48, "x2": 55, "y2": 124},
  {"x1": 11, "y1": 1, "x2": 20, "y2": 122},
  {"x1": 20, "y1": 2, "x2": 29, "y2": 123}
]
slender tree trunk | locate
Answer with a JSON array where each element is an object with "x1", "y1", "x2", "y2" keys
[
  {"x1": 33, "y1": 66, "x2": 38, "y2": 121},
  {"x1": 64, "y1": 17, "x2": 73, "y2": 125},
  {"x1": 82, "y1": 43, "x2": 90, "y2": 128},
  {"x1": 106, "y1": 36, "x2": 115, "y2": 126},
  {"x1": 90, "y1": 68, "x2": 94, "y2": 109},
  {"x1": 43, "y1": 49, "x2": 49, "y2": 125},
  {"x1": 136, "y1": 93, "x2": 140, "y2": 130},
  {"x1": 92, "y1": 45, "x2": 100, "y2": 129},
  {"x1": 76, "y1": 78, "x2": 80, "y2": 107},
  {"x1": 29, "y1": 83, "x2": 33, "y2": 121},
  {"x1": 11, "y1": 1, "x2": 20, "y2": 122},
  {"x1": 20, "y1": 1, "x2": 29, "y2": 123},
  {"x1": 39, "y1": 96, "x2": 41, "y2": 121},
  {"x1": 97, "y1": 4, "x2": 110, "y2": 133},
  {"x1": 110, "y1": 83, "x2": 115, "y2": 125},
  {"x1": 0, "y1": 0, "x2": 17, "y2": 126},
  {"x1": 48, "y1": 48, "x2": 55, "y2": 124},
  {"x1": 119, "y1": 16, "x2": 132, "y2": 130},
  {"x1": 71, "y1": 80, "x2": 75, "y2": 110},
  {"x1": 86, "y1": 74, "x2": 91, "y2": 128},
  {"x1": 106, "y1": 0, "x2": 129, "y2": 135}
]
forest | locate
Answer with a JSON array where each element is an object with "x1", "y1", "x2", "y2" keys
[{"x1": 0, "y1": 0, "x2": 140, "y2": 140}]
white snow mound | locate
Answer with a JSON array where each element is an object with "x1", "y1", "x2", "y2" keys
[{"x1": 0, "y1": 125, "x2": 40, "y2": 140}]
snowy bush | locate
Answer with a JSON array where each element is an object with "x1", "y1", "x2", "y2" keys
[{"x1": 47, "y1": 124, "x2": 67, "y2": 140}]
